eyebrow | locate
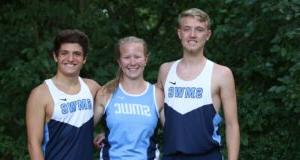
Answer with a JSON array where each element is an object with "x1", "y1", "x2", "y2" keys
[{"x1": 58, "y1": 49, "x2": 83, "y2": 53}]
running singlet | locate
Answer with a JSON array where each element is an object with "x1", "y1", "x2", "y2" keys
[
  {"x1": 163, "y1": 59, "x2": 222, "y2": 155},
  {"x1": 101, "y1": 83, "x2": 159, "y2": 160},
  {"x1": 43, "y1": 77, "x2": 94, "y2": 160}
]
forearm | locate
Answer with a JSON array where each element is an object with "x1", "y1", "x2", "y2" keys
[
  {"x1": 94, "y1": 106, "x2": 104, "y2": 126},
  {"x1": 93, "y1": 112, "x2": 101, "y2": 126},
  {"x1": 225, "y1": 123, "x2": 240, "y2": 160},
  {"x1": 28, "y1": 143, "x2": 44, "y2": 160},
  {"x1": 160, "y1": 117, "x2": 165, "y2": 127}
]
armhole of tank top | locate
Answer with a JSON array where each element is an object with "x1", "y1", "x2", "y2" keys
[
  {"x1": 163, "y1": 60, "x2": 179, "y2": 93},
  {"x1": 208, "y1": 60, "x2": 214, "y2": 103},
  {"x1": 78, "y1": 77, "x2": 86, "y2": 94},
  {"x1": 45, "y1": 79, "x2": 57, "y2": 102},
  {"x1": 152, "y1": 85, "x2": 160, "y2": 117},
  {"x1": 78, "y1": 77, "x2": 93, "y2": 102},
  {"x1": 44, "y1": 79, "x2": 57, "y2": 120},
  {"x1": 103, "y1": 93, "x2": 113, "y2": 113}
]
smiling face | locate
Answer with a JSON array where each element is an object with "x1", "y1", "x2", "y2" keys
[
  {"x1": 118, "y1": 42, "x2": 147, "y2": 81},
  {"x1": 177, "y1": 16, "x2": 211, "y2": 54},
  {"x1": 53, "y1": 43, "x2": 86, "y2": 77}
]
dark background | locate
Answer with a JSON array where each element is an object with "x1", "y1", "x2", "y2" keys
[{"x1": 0, "y1": 0, "x2": 299, "y2": 159}]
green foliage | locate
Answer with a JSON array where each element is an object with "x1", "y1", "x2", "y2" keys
[{"x1": 0, "y1": 0, "x2": 299, "y2": 159}]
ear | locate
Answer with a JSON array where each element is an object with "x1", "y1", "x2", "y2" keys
[
  {"x1": 144, "y1": 55, "x2": 149, "y2": 66},
  {"x1": 177, "y1": 28, "x2": 182, "y2": 40},
  {"x1": 117, "y1": 59, "x2": 121, "y2": 67},
  {"x1": 206, "y1": 29, "x2": 212, "y2": 41},
  {"x1": 83, "y1": 56, "x2": 87, "y2": 64},
  {"x1": 53, "y1": 52, "x2": 58, "y2": 62}
]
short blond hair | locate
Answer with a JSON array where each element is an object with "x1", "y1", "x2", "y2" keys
[{"x1": 178, "y1": 8, "x2": 211, "y2": 29}]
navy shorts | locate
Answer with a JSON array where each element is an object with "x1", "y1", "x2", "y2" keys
[{"x1": 162, "y1": 149, "x2": 222, "y2": 160}]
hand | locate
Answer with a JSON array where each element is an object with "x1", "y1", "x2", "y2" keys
[{"x1": 93, "y1": 132, "x2": 105, "y2": 149}]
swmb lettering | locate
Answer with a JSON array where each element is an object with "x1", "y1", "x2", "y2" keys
[
  {"x1": 168, "y1": 87, "x2": 203, "y2": 98},
  {"x1": 114, "y1": 103, "x2": 151, "y2": 116},
  {"x1": 60, "y1": 99, "x2": 92, "y2": 114}
]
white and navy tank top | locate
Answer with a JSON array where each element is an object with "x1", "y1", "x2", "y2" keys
[
  {"x1": 43, "y1": 77, "x2": 94, "y2": 160},
  {"x1": 163, "y1": 59, "x2": 222, "y2": 155},
  {"x1": 101, "y1": 82, "x2": 159, "y2": 160}
]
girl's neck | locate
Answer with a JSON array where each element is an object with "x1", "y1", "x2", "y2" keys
[{"x1": 120, "y1": 78, "x2": 147, "y2": 94}]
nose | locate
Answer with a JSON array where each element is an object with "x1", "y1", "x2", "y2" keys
[
  {"x1": 190, "y1": 29, "x2": 196, "y2": 37},
  {"x1": 129, "y1": 57, "x2": 136, "y2": 65},
  {"x1": 67, "y1": 53, "x2": 74, "y2": 61}
]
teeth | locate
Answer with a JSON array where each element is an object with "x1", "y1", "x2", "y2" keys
[
  {"x1": 188, "y1": 40, "x2": 197, "y2": 44},
  {"x1": 65, "y1": 64, "x2": 75, "y2": 67}
]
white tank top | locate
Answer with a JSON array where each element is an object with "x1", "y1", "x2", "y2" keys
[
  {"x1": 164, "y1": 59, "x2": 214, "y2": 114},
  {"x1": 45, "y1": 77, "x2": 93, "y2": 127},
  {"x1": 43, "y1": 77, "x2": 94, "y2": 159}
]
